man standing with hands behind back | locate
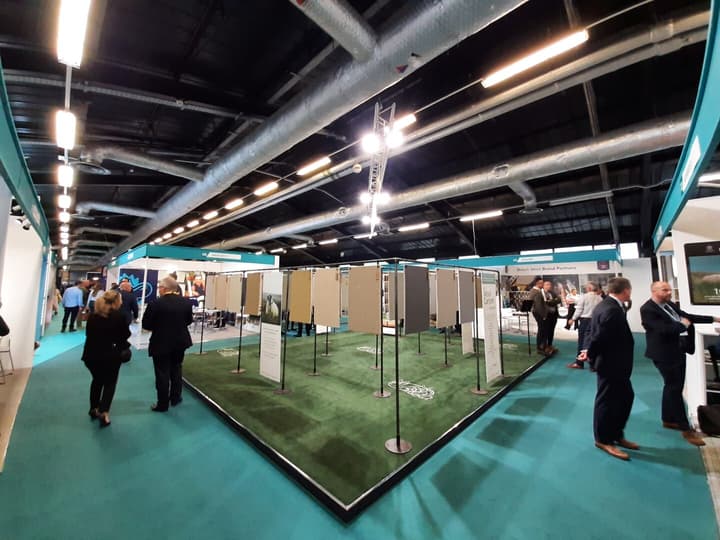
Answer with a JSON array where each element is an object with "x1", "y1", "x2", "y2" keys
[
  {"x1": 142, "y1": 276, "x2": 193, "y2": 412},
  {"x1": 579, "y1": 277, "x2": 637, "y2": 461},
  {"x1": 640, "y1": 281, "x2": 719, "y2": 446}
]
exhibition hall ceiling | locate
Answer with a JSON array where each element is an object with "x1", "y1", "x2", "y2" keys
[{"x1": 1, "y1": 0, "x2": 718, "y2": 267}]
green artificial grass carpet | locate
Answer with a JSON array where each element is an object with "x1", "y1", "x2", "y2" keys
[{"x1": 182, "y1": 330, "x2": 539, "y2": 505}]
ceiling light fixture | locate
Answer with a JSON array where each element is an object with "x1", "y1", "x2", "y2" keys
[
  {"x1": 361, "y1": 133, "x2": 381, "y2": 154},
  {"x1": 60, "y1": 231, "x2": 70, "y2": 240},
  {"x1": 270, "y1": 248, "x2": 286, "y2": 254},
  {"x1": 57, "y1": 164, "x2": 74, "y2": 187},
  {"x1": 548, "y1": 190, "x2": 612, "y2": 206},
  {"x1": 361, "y1": 215, "x2": 381, "y2": 226},
  {"x1": 186, "y1": 219, "x2": 199, "y2": 228},
  {"x1": 398, "y1": 222, "x2": 429, "y2": 232},
  {"x1": 203, "y1": 210, "x2": 219, "y2": 220},
  {"x1": 163, "y1": 232, "x2": 172, "y2": 239},
  {"x1": 481, "y1": 29, "x2": 589, "y2": 88},
  {"x1": 354, "y1": 233, "x2": 372, "y2": 240},
  {"x1": 253, "y1": 181, "x2": 279, "y2": 197},
  {"x1": 459, "y1": 210, "x2": 503, "y2": 222},
  {"x1": 60, "y1": 224, "x2": 70, "y2": 233},
  {"x1": 297, "y1": 156, "x2": 331, "y2": 176},
  {"x1": 57, "y1": 0, "x2": 91, "y2": 68},
  {"x1": 173, "y1": 226, "x2": 185, "y2": 234},
  {"x1": 224, "y1": 198, "x2": 244, "y2": 210},
  {"x1": 699, "y1": 171, "x2": 720, "y2": 183},
  {"x1": 385, "y1": 129, "x2": 404, "y2": 149},
  {"x1": 318, "y1": 238, "x2": 338, "y2": 245},
  {"x1": 61, "y1": 247, "x2": 68, "y2": 259},
  {"x1": 417, "y1": 257, "x2": 436, "y2": 263},
  {"x1": 57, "y1": 194, "x2": 72, "y2": 209},
  {"x1": 292, "y1": 243, "x2": 308, "y2": 250},
  {"x1": 60, "y1": 237, "x2": 69, "y2": 245},
  {"x1": 394, "y1": 113, "x2": 417, "y2": 130},
  {"x1": 59, "y1": 210, "x2": 71, "y2": 223},
  {"x1": 55, "y1": 110, "x2": 77, "y2": 150},
  {"x1": 154, "y1": 236, "x2": 163, "y2": 243},
  {"x1": 254, "y1": 250, "x2": 264, "y2": 255}
]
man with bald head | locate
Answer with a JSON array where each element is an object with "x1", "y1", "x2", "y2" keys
[{"x1": 640, "y1": 281, "x2": 720, "y2": 446}]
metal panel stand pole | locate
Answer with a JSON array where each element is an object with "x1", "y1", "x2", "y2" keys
[
  {"x1": 472, "y1": 271, "x2": 488, "y2": 395},
  {"x1": 307, "y1": 307, "x2": 320, "y2": 376},
  {"x1": 231, "y1": 273, "x2": 246, "y2": 374},
  {"x1": 386, "y1": 260, "x2": 411, "y2": 454},
  {"x1": 441, "y1": 327, "x2": 452, "y2": 368},
  {"x1": 275, "y1": 272, "x2": 291, "y2": 395},
  {"x1": 416, "y1": 331, "x2": 424, "y2": 356},
  {"x1": 199, "y1": 308, "x2": 206, "y2": 355},
  {"x1": 497, "y1": 274, "x2": 505, "y2": 373},
  {"x1": 374, "y1": 263, "x2": 390, "y2": 398},
  {"x1": 321, "y1": 330, "x2": 330, "y2": 357},
  {"x1": 370, "y1": 334, "x2": 380, "y2": 370},
  {"x1": 526, "y1": 314, "x2": 532, "y2": 356}
]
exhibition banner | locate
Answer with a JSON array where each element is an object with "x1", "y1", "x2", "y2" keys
[
  {"x1": 289, "y1": 270, "x2": 313, "y2": 324},
  {"x1": 313, "y1": 268, "x2": 341, "y2": 327},
  {"x1": 404, "y1": 265, "x2": 429, "y2": 335},
  {"x1": 214, "y1": 275, "x2": 228, "y2": 310},
  {"x1": 482, "y1": 273, "x2": 503, "y2": 384},
  {"x1": 435, "y1": 269, "x2": 457, "y2": 328},
  {"x1": 204, "y1": 274, "x2": 217, "y2": 308},
  {"x1": 461, "y1": 322, "x2": 474, "y2": 355},
  {"x1": 457, "y1": 270, "x2": 475, "y2": 323},
  {"x1": 387, "y1": 270, "x2": 405, "y2": 323},
  {"x1": 226, "y1": 274, "x2": 244, "y2": 313},
  {"x1": 260, "y1": 271, "x2": 283, "y2": 382},
  {"x1": 118, "y1": 268, "x2": 159, "y2": 305},
  {"x1": 244, "y1": 272, "x2": 263, "y2": 316},
  {"x1": 348, "y1": 266, "x2": 381, "y2": 335}
]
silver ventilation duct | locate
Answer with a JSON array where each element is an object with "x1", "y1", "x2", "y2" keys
[
  {"x1": 162, "y1": 10, "x2": 707, "y2": 246},
  {"x1": 290, "y1": 0, "x2": 377, "y2": 61},
  {"x1": 71, "y1": 239, "x2": 118, "y2": 248},
  {"x1": 75, "y1": 226, "x2": 131, "y2": 237},
  {"x1": 508, "y1": 182, "x2": 539, "y2": 213},
  {"x1": 81, "y1": 145, "x2": 204, "y2": 182},
  {"x1": 205, "y1": 113, "x2": 690, "y2": 249},
  {"x1": 76, "y1": 201, "x2": 157, "y2": 219},
  {"x1": 99, "y1": 0, "x2": 527, "y2": 263}
]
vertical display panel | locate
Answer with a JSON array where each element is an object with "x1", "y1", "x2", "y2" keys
[
  {"x1": 289, "y1": 270, "x2": 313, "y2": 324},
  {"x1": 457, "y1": 270, "x2": 475, "y2": 323},
  {"x1": 435, "y1": 268, "x2": 458, "y2": 328},
  {"x1": 260, "y1": 271, "x2": 283, "y2": 382},
  {"x1": 244, "y1": 272, "x2": 263, "y2": 316},
  {"x1": 226, "y1": 274, "x2": 244, "y2": 313},
  {"x1": 204, "y1": 274, "x2": 217, "y2": 308},
  {"x1": 482, "y1": 273, "x2": 503, "y2": 384},
  {"x1": 214, "y1": 275, "x2": 228, "y2": 310},
  {"x1": 404, "y1": 265, "x2": 429, "y2": 335},
  {"x1": 348, "y1": 266, "x2": 381, "y2": 335},
  {"x1": 313, "y1": 268, "x2": 341, "y2": 328}
]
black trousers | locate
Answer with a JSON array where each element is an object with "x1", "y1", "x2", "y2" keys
[
  {"x1": 576, "y1": 318, "x2": 591, "y2": 356},
  {"x1": 62, "y1": 306, "x2": 79, "y2": 330},
  {"x1": 594, "y1": 373, "x2": 634, "y2": 444},
  {"x1": 152, "y1": 350, "x2": 185, "y2": 408},
  {"x1": 545, "y1": 315, "x2": 558, "y2": 347},
  {"x1": 85, "y1": 359, "x2": 121, "y2": 413},
  {"x1": 533, "y1": 313, "x2": 546, "y2": 350},
  {"x1": 653, "y1": 358, "x2": 690, "y2": 430}
]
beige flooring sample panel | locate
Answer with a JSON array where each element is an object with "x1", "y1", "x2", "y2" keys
[
  {"x1": 340, "y1": 271, "x2": 349, "y2": 315},
  {"x1": 244, "y1": 272, "x2": 262, "y2": 316},
  {"x1": 226, "y1": 275, "x2": 244, "y2": 313},
  {"x1": 386, "y1": 270, "x2": 405, "y2": 321},
  {"x1": 404, "y1": 265, "x2": 429, "y2": 334},
  {"x1": 348, "y1": 266, "x2": 381, "y2": 335},
  {"x1": 214, "y1": 275, "x2": 228, "y2": 310},
  {"x1": 313, "y1": 268, "x2": 341, "y2": 328},
  {"x1": 288, "y1": 270, "x2": 313, "y2": 324},
  {"x1": 435, "y1": 268, "x2": 458, "y2": 328},
  {"x1": 457, "y1": 270, "x2": 475, "y2": 323},
  {"x1": 429, "y1": 271, "x2": 437, "y2": 317},
  {"x1": 205, "y1": 274, "x2": 217, "y2": 308}
]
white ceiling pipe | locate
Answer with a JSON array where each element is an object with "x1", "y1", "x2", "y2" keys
[
  {"x1": 75, "y1": 201, "x2": 157, "y2": 219},
  {"x1": 75, "y1": 226, "x2": 131, "y2": 236}
]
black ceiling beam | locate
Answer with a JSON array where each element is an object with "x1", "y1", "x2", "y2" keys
[{"x1": 173, "y1": 0, "x2": 222, "y2": 80}]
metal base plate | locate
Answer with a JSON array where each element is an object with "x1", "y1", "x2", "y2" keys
[
  {"x1": 320, "y1": 353, "x2": 332, "y2": 357},
  {"x1": 440, "y1": 363, "x2": 453, "y2": 368},
  {"x1": 230, "y1": 368, "x2": 247, "y2": 374},
  {"x1": 306, "y1": 371, "x2": 321, "y2": 377},
  {"x1": 373, "y1": 390, "x2": 391, "y2": 398},
  {"x1": 369, "y1": 365, "x2": 381, "y2": 371},
  {"x1": 470, "y1": 387, "x2": 489, "y2": 395},
  {"x1": 273, "y1": 388, "x2": 292, "y2": 395},
  {"x1": 385, "y1": 438, "x2": 412, "y2": 454}
]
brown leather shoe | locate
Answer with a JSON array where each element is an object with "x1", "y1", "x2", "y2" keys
[
  {"x1": 595, "y1": 442, "x2": 630, "y2": 460},
  {"x1": 566, "y1": 362, "x2": 584, "y2": 369},
  {"x1": 616, "y1": 438, "x2": 640, "y2": 450},
  {"x1": 682, "y1": 431, "x2": 706, "y2": 447},
  {"x1": 662, "y1": 421, "x2": 685, "y2": 431}
]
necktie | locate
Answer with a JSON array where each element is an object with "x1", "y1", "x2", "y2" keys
[{"x1": 663, "y1": 304, "x2": 680, "y2": 321}]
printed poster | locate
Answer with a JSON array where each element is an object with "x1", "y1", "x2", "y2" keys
[
  {"x1": 482, "y1": 273, "x2": 503, "y2": 384},
  {"x1": 260, "y1": 271, "x2": 283, "y2": 382}
]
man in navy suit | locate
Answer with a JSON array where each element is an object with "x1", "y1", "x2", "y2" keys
[
  {"x1": 580, "y1": 277, "x2": 637, "y2": 461},
  {"x1": 640, "y1": 281, "x2": 719, "y2": 446}
]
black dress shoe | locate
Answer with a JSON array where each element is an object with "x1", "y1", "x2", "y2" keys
[
  {"x1": 170, "y1": 397, "x2": 183, "y2": 407},
  {"x1": 99, "y1": 413, "x2": 111, "y2": 428},
  {"x1": 151, "y1": 403, "x2": 169, "y2": 412},
  {"x1": 88, "y1": 408, "x2": 99, "y2": 420}
]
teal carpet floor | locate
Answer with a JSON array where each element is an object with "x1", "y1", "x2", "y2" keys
[{"x1": 0, "y1": 333, "x2": 716, "y2": 539}]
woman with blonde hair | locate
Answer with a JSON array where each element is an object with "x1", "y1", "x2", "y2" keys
[{"x1": 81, "y1": 289, "x2": 131, "y2": 427}]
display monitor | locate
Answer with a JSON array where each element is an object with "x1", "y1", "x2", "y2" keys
[{"x1": 684, "y1": 241, "x2": 720, "y2": 305}]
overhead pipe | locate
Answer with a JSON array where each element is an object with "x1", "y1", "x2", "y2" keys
[
  {"x1": 164, "y1": 10, "x2": 708, "y2": 246},
  {"x1": 289, "y1": 0, "x2": 377, "y2": 61},
  {"x1": 81, "y1": 146, "x2": 204, "y2": 182},
  {"x1": 100, "y1": 0, "x2": 527, "y2": 263},
  {"x1": 204, "y1": 113, "x2": 690, "y2": 249},
  {"x1": 73, "y1": 248, "x2": 110, "y2": 255},
  {"x1": 71, "y1": 239, "x2": 117, "y2": 248},
  {"x1": 508, "y1": 181, "x2": 538, "y2": 212},
  {"x1": 76, "y1": 201, "x2": 157, "y2": 219},
  {"x1": 75, "y1": 226, "x2": 131, "y2": 237}
]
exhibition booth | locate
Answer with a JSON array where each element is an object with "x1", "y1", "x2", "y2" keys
[{"x1": 180, "y1": 258, "x2": 547, "y2": 520}]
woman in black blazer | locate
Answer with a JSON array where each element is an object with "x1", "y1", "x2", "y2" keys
[{"x1": 81, "y1": 290, "x2": 131, "y2": 427}]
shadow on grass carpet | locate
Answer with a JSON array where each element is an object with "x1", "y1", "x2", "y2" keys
[{"x1": 182, "y1": 331, "x2": 538, "y2": 505}]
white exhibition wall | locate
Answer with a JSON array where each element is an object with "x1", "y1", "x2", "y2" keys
[
  {"x1": 619, "y1": 258, "x2": 653, "y2": 333},
  {"x1": 0, "y1": 179, "x2": 11, "y2": 291},
  {"x1": 0, "y1": 215, "x2": 44, "y2": 369}
]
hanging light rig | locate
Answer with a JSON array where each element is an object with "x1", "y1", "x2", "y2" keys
[{"x1": 361, "y1": 102, "x2": 400, "y2": 238}]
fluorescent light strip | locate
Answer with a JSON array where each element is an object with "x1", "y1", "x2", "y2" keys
[
  {"x1": 253, "y1": 181, "x2": 279, "y2": 196},
  {"x1": 318, "y1": 238, "x2": 338, "y2": 245},
  {"x1": 394, "y1": 114, "x2": 417, "y2": 130},
  {"x1": 481, "y1": 30, "x2": 589, "y2": 88},
  {"x1": 163, "y1": 233, "x2": 172, "y2": 239},
  {"x1": 548, "y1": 190, "x2": 612, "y2": 206},
  {"x1": 459, "y1": 210, "x2": 503, "y2": 222},
  {"x1": 699, "y1": 171, "x2": 720, "y2": 183},
  {"x1": 57, "y1": 164, "x2": 74, "y2": 187},
  {"x1": 60, "y1": 224, "x2": 70, "y2": 233},
  {"x1": 292, "y1": 243, "x2": 308, "y2": 250},
  {"x1": 417, "y1": 257, "x2": 435, "y2": 263},
  {"x1": 203, "y1": 210, "x2": 219, "y2": 220},
  {"x1": 270, "y1": 248, "x2": 285, "y2": 254},
  {"x1": 57, "y1": 194, "x2": 72, "y2": 209},
  {"x1": 297, "y1": 156, "x2": 331, "y2": 176},
  {"x1": 354, "y1": 233, "x2": 372, "y2": 240},
  {"x1": 57, "y1": 0, "x2": 91, "y2": 68},
  {"x1": 173, "y1": 226, "x2": 185, "y2": 234},
  {"x1": 55, "y1": 110, "x2": 76, "y2": 150},
  {"x1": 186, "y1": 219, "x2": 199, "y2": 228},
  {"x1": 398, "y1": 222, "x2": 429, "y2": 232},
  {"x1": 59, "y1": 211, "x2": 71, "y2": 223},
  {"x1": 224, "y1": 198, "x2": 243, "y2": 210},
  {"x1": 154, "y1": 237, "x2": 163, "y2": 243},
  {"x1": 458, "y1": 255, "x2": 478, "y2": 260}
]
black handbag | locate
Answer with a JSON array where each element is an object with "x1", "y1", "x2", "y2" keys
[{"x1": 118, "y1": 347, "x2": 132, "y2": 363}]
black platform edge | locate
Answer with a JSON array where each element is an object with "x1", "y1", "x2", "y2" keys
[{"x1": 183, "y1": 351, "x2": 552, "y2": 523}]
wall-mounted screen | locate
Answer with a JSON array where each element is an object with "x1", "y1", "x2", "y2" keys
[{"x1": 685, "y1": 241, "x2": 720, "y2": 305}]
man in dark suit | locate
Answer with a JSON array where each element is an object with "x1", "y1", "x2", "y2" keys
[
  {"x1": 640, "y1": 281, "x2": 719, "y2": 447},
  {"x1": 529, "y1": 278, "x2": 549, "y2": 354},
  {"x1": 579, "y1": 277, "x2": 637, "y2": 461},
  {"x1": 118, "y1": 281, "x2": 139, "y2": 326},
  {"x1": 142, "y1": 276, "x2": 193, "y2": 412},
  {"x1": 542, "y1": 281, "x2": 561, "y2": 353}
]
